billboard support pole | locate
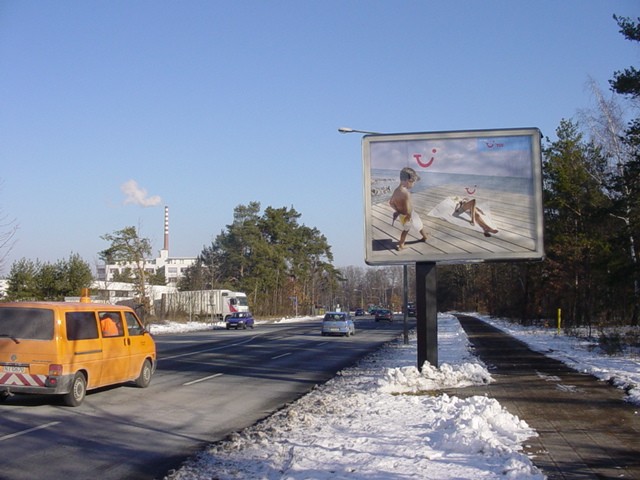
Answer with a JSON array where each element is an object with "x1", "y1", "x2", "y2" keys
[
  {"x1": 403, "y1": 265, "x2": 409, "y2": 345},
  {"x1": 416, "y1": 262, "x2": 437, "y2": 370}
]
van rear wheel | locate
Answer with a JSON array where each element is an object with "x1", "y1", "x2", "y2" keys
[
  {"x1": 62, "y1": 373, "x2": 87, "y2": 407},
  {"x1": 135, "y1": 359, "x2": 153, "y2": 388}
]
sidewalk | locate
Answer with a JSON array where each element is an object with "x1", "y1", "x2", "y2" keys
[{"x1": 452, "y1": 314, "x2": 640, "y2": 480}]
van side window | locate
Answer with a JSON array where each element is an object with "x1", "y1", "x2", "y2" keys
[
  {"x1": 124, "y1": 312, "x2": 145, "y2": 336},
  {"x1": 66, "y1": 312, "x2": 99, "y2": 340},
  {"x1": 99, "y1": 312, "x2": 124, "y2": 337}
]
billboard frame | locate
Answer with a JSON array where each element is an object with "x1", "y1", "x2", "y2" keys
[{"x1": 362, "y1": 127, "x2": 544, "y2": 265}]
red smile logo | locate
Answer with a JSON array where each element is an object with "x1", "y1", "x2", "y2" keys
[{"x1": 414, "y1": 148, "x2": 437, "y2": 168}]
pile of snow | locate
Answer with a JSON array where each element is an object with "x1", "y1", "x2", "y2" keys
[
  {"x1": 164, "y1": 313, "x2": 544, "y2": 479},
  {"x1": 150, "y1": 321, "x2": 222, "y2": 334},
  {"x1": 150, "y1": 315, "x2": 317, "y2": 335}
]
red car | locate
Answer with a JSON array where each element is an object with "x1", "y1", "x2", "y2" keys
[{"x1": 375, "y1": 309, "x2": 393, "y2": 322}]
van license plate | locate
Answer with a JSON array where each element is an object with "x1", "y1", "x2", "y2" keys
[{"x1": 2, "y1": 366, "x2": 26, "y2": 373}]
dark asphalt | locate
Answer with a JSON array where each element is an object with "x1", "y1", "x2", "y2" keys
[{"x1": 450, "y1": 314, "x2": 640, "y2": 480}]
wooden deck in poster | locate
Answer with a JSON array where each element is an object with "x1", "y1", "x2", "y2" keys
[{"x1": 369, "y1": 184, "x2": 538, "y2": 262}]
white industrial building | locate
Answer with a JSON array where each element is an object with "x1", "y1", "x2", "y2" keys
[{"x1": 96, "y1": 206, "x2": 197, "y2": 287}]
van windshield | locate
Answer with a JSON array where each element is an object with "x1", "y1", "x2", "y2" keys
[{"x1": 0, "y1": 308, "x2": 55, "y2": 340}]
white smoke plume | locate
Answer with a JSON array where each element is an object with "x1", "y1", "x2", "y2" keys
[{"x1": 120, "y1": 179, "x2": 162, "y2": 207}]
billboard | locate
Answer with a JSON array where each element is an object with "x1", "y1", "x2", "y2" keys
[{"x1": 363, "y1": 128, "x2": 544, "y2": 265}]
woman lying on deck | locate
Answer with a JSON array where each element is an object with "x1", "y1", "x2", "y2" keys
[{"x1": 453, "y1": 198, "x2": 499, "y2": 237}]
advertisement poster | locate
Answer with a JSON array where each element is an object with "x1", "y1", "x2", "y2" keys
[{"x1": 363, "y1": 128, "x2": 544, "y2": 265}]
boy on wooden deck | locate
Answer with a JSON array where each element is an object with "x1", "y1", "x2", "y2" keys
[{"x1": 389, "y1": 167, "x2": 429, "y2": 250}]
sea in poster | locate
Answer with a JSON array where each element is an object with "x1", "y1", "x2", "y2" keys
[{"x1": 370, "y1": 168, "x2": 534, "y2": 203}]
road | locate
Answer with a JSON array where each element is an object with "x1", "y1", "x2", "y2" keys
[{"x1": 0, "y1": 315, "x2": 411, "y2": 480}]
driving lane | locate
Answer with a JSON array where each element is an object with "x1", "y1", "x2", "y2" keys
[{"x1": 0, "y1": 316, "x2": 410, "y2": 479}]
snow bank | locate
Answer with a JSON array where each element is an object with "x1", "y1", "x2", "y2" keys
[
  {"x1": 167, "y1": 314, "x2": 543, "y2": 480},
  {"x1": 475, "y1": 314, "x2": 640, "y2": 405}
]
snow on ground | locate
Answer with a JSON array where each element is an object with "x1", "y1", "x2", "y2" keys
[
  {"x1": 157, "y1": 314, "x2": 545, "y2": 479},
  {"x1": 474, "y1": 314, "x2": 640, "y2": 405},
  {"x1": 153, "y1": 312, "x2": 639, "y2": 479},
  {"x1": 149, "y1": 315, "x2": 312, "y2": 335}
]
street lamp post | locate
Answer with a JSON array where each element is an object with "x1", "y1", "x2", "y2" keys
[{"x1": 338, "y1": 127, "x2": 381, "y2": 135}]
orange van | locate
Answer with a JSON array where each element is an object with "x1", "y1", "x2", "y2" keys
[{"x1": 0, "y1": 300, "x2": 156, "y2": 406}]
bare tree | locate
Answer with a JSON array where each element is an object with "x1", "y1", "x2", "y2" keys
[
  {"x1": 99, "y1": 226, "x2": 153, "y2": 320},
  {"x1": 580, "y1": 78, "x2": 640, "y2": 323},
  {"x1": 0, "y1": 201, "x2": 18, "y2": 275}
]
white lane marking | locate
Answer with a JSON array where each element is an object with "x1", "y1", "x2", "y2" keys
[
  {"x1": 536, "y1": 371, "x2": 561, "y2": 382},
  {"x1": 556, "y1": 383, "x2": 579, "y2": 393},
  {"x1": 183, "y1": 373, "x2": 224, "y2": 386},
  {"x1": 536, "y1": 370, "x2": 580, "y2": 393},
  {"x1": 161, "y1": 336, "x2": 257, "y2": 361},
  {"x1": 271, "y1": 352, "x2": 292, "y2": 360},
  {"x1": 0, "y1": 421, "x2": 61, "y2": 442}
]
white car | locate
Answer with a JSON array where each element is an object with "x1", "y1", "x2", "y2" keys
[{"x1": 321, "y1": 312, "x2": 355, "y2": 337}]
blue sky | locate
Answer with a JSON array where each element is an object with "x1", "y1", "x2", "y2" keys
[{"x1": 0, "y1": 0, "x2": 638, "y2": 274}]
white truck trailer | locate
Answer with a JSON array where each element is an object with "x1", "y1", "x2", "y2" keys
[{"x1": 161, "y1": 289, "x2": 249, "y2": 321}]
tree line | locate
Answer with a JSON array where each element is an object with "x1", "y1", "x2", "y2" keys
[
  {"x1": 3, "y1": 254, "x2": 93, "y2": 301},
  {"x1": 177, "y1": 202, "x2": 341, "y2": 317}
]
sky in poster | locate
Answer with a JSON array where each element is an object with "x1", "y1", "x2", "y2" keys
[{"x1": 368, "y1": 131, "x2": 537, "y2": 179}]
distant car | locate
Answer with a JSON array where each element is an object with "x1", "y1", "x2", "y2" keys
[
  {"x1": 407, "y1": 302, "x2": 416, "y2": 317},
  {"x1": 375, "y1": 309, "x2": 393, "y2": 322},
  {"x1": 321, "y1": 312, "x2": 355, "y2": 337},
  {"x1": 225, "y1": 311, "x2": 255, "y2": 330},
  {"x1": 354, "y1": 308, "x2": 365, "y2": 316}
]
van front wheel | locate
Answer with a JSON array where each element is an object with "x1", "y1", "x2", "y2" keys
[
  {"x1": 135, "y1": 360, "x2": 153, "y2": 388},
  {"x1": 63, "y1": 373, "x2": 87, "y2": 407}
]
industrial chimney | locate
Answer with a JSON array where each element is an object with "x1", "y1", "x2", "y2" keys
[{"x1": 164, "y1": 206, "x2": 169, "y2": 252}]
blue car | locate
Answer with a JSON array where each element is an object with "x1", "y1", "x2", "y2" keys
[
  {"x1": 321, "y1": 312, "x2": 355, "y2": 337},
  {"x1": 225, "y1": 311, "x2": 255, "y2": 330}
]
